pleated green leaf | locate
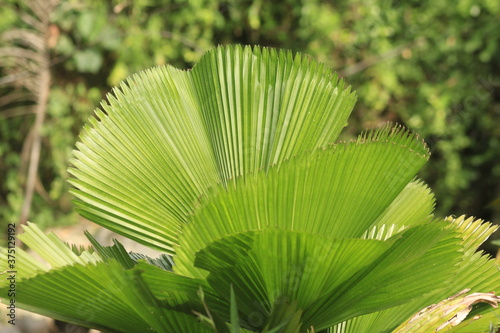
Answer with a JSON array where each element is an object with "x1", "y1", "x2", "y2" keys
[
  {"x1": 0, "y1": 247, "x2": 47, "y2": 286},
  {"x1": 0, "y1": 223, "x2": 99, "y2": 289},
  {"x1": 174, "y1": 125, "x2": 430, "y2": 277},
  {"x1": 8, "y1": 44, "x2": 499, "y2": 333},
  {"x1": 0, "y1": 224, "x2": 220, "y2": 332},
  {"x1": 193, "y1": 229, "x2": 392, "y2": 330},
  {"x1": 3, "y1": 260, "x2": 213, "y2": 333},
  {"x1": 229, "y1": 285, "x2": 241, "y2": 333},
  {"x1": 190, "y1": 222, "x2": 462, "y2": 331},
  {"x1": 128, "y1": 251, "x2": 174, "y2": 271},
  {"x1": 19, "y1": 222, "x2": 100, "y2": 268},
  {"x1": 302, "y1": 222, "x2": 462, "y2": 330},
  {"x1": 329, "y1": 216, "x2": 500, "y2": 333},
  {"x1": 69, "y1": 45, "x2": 356, "y2": 254},
  {"x1": 370, "y1": 179, "x2": 435, "y2": 229},
  {"x1": 444, "y1": 215, "x2": 498, "y2": 255},
  {"x1": 133, "y1": 260, "x2": 231, "y2": 325},
  {"x1": 192, "y1": 46, "x2": 355, "y2": 178}
]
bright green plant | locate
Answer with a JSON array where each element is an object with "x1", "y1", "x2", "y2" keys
[
  {"x1": 3, "y1": 0, "x2": 499, "y2": 246},
  {"x1": 1, "y1": 45, "x2": 499, "y2": 332}
]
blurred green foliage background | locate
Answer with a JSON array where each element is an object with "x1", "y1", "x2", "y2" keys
[{"x1": 1, "y1": 0, "x2": 499, "y2": 243}]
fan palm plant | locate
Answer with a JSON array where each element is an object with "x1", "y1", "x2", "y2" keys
[{"x1": 1, "y1": 45, "x2": 499, "y2": 332}]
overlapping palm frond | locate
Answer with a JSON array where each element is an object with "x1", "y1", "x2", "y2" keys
[{"x1": 1, "y1": 45, "x2": 498, "y2": 333}]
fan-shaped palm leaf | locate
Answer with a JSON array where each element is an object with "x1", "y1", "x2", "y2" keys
[
  {"x1": 1, "y1": 45, "x2": 498, "y2": 333},
  {"x1": 69, "y1": 45, "x2": 356, "y2": 254}
]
